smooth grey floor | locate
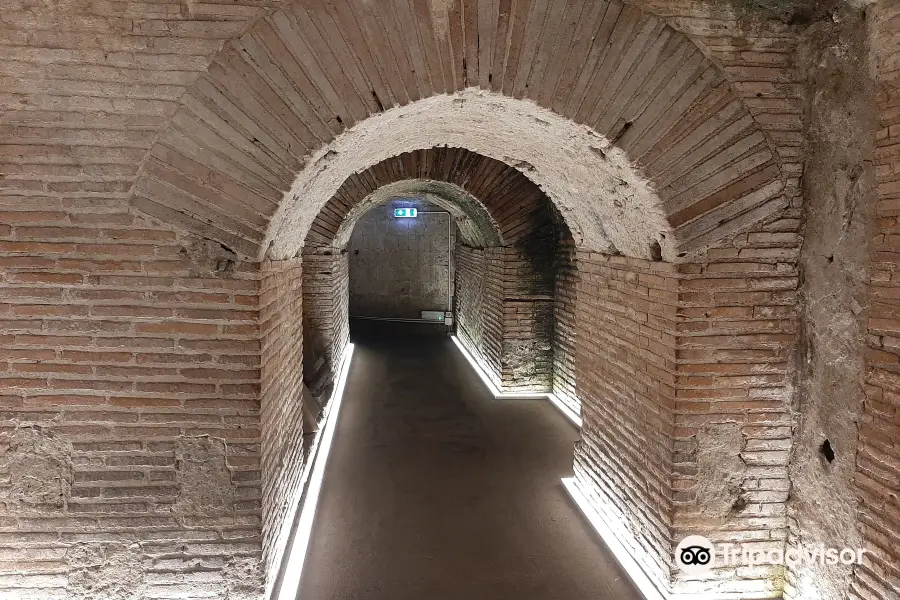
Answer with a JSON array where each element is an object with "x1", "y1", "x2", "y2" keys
[{"x1": 297, "y1": 325, "x2": 642, "y2": 600}]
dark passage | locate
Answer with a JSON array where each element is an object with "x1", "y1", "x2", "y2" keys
[{"x1": 298, "y1": 326, "x2": 641, "y2": 600}]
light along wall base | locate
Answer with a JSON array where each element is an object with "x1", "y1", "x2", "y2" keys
[
  {"x1": 562, "y1": 477, "x2": 669, "y2": 600},
  {"x1": 450, "y1": 334, "x2": 583, "y2": 428},
  {"x1": 266, "y1": 342, "x2": 355, "y2": 600},
  {"x1": 563, "y1": 479, "x2": 739, "y2": 599},
  {"x1": 453, "y1": 335, "x2": 737, "y2": 600}
]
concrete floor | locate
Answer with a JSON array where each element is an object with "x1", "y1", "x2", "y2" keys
[{"x1": 297, "y1": 327, "x2": 642, "y2": 600}]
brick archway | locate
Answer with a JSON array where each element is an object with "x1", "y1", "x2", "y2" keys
[
  {"x1": 299, "y1": 146, "x2": 563, "y2": 402},
  {"x1": 127, "y1": 0, "x2": 790, "y2": 264},
  {"x1": 310, "y1": 147, "x2": 552, "y2": 251},
  {"x1": 329, "y1": 182, "x2": 502, "y2": 250}
]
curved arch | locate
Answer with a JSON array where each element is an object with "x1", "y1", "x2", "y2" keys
[
  {"x1": 271, "y1": 92, "x2": 660, "y2": 259},
  {"x1": 306, "y1": 147, "x2": 556, "y2": 250},
  {"x1": 301, "y1": 145, "x2": 563, "y2": 406},
  {"x1": 129, "y1": 0, "x2": 786, "y2": 262},
  {"x1": 329, "y1": 181, "x2": 503, "y2": 249}
]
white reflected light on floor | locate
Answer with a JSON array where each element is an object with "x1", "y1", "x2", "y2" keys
[
  {"x1": 269, "y1": 342, "x2": 355, "y2": 600},
  {"x1": 562, "y1": 477, "x2": 668, "y2": 600},
  {"x1": 450, "y1": 334, "x2": 583, "y2": 428},
  {"x1": 563, "y1": 476, "x2": 769, "y2": 599}
]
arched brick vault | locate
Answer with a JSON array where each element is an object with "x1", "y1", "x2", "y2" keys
[
  {"x1": 127, "y1": 0, "x2": 791, "y2": 263},
  {"x1": 307, "y1": 147, "x2": 552, "y2": 249},
  {"x1": 301, "y1": 145, "x2": 561, "y2": 397}
]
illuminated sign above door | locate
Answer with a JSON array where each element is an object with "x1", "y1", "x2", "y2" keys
[{"x1": 393, "y1": 207, "x2": 417, "y2": 218}]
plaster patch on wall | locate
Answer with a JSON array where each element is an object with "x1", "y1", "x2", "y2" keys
[
  {"x1": 696, "y1": 423, "x2": 746, "y2": 518},
  {"x1": 786, "y1": 8, "x2": 873, "y2": 599},
  {"x1": 0, "y1": 427, "x2": 73, "y2": 510},
  {"x1": 224, "y1": 555, "x2": 265, "y2": 600},
  {"x1": 174, "y1": 436, "x2": 234, "y2": 515},
  {"x1": 67, "y1": 543, "x2": 145, "y2": 600},
  {"x1": 181, "y1": 238, "x2": 238, "y2": 277},
  {"x1": 265, "y1": 89, "x2": 673, "y2": 261}
]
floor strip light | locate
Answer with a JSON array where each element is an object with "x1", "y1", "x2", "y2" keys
[
  {"x1": 269, "y1": 342, "x2": 355, "y2": 600},
  {"x1": 450, "y1": 334, "x2": 583, "y2": 428},
  {"x1": 562, "y1": 477, "x2": 667, "y2": 600},
  {"x1": 564, "y1": 478, "x2": 745, "y2": 599}
]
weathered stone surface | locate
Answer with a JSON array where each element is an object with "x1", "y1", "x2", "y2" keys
[
  {"x1": 174, "y1": 436, "x2": 235, "y2": 515},
  {"x1": 0, "y1": 427, "x2": 73, "y2": 510},
  {"x1": 348, "y1": 199, "x2": 453, "y2": 320},
  {"x1": 67, "y1": 543, "x2": 145, "y2": 600},
  {"x1": 786, "y1": 6, "x2": 875, "y2": 600}
]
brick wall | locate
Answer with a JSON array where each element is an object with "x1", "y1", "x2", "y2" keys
[
  {"x1": 572, "y1": 225, "x2": 800, "y2": 597},
  {"x1": 301, "y1": 247, "x2": 349, "y2": 396},
  {"x1": 853, "y1": 53, "x2": 900, "y2": 600},
  {"x1": 552, "y1": 238, "x2": 579, "y2": 415},
  {"x1": 676, "y1": 223, "x2": 799, "y2": 598},
  {"x1": 573, "y1": 252, "x2": 678, "y2": 592},
  {"x1": 0, "y1": 207, "x2": 265, "y2": 599},
  {"x1": 259, "y1": 258, "x2": 303, "y2": 587},
  {"x1": 0, "y1": 202, "x2": 804, "y2": 599},
  {"x1": 455, "y1": 245, "x2": 503, "y2": 388},
  {"x1": 456, "y1": 239, "x2": 556, "y2": 394},
  {"x1": 499, "y1": 243, "x2": 554, "y2": 393}
]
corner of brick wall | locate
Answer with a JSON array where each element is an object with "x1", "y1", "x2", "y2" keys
[
  {"x1": 454, "y1": 244, "x2": 504, "y2": 387},
  {"x1": 851, "y1": 32, "x2": 900, "y2": 598},
  {"x1": 259, "y1": 257, "x2": 304, "y2": 588},
  {"x1": 499, "y1": 244, "x2": 554, "y2": 393},
  {"x1": 572, "y1": 251, "x2": 679, "y2": 592},
  {"x1": 674, "y1": 215, "x2": 799, "y2": 598},
  {"x1": 552, "y1": 236, "x2": 578, "y2": 415},
  {"x1": 301, "y1": 246, "x2": 349, "y2": 396},
  {"x1": 571, "y1": 203, "x2": 801, "y2": 597},
  {"x1": 455, "y1": 239, "x2": 557, "y2": 394}
]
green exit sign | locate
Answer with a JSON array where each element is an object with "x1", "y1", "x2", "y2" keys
[{"x1": 393, "y1": 207, "x2": 417, "y2": 218}]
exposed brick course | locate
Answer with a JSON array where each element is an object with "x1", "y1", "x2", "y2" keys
[
  {"x1": 573, "y1": 252, "x2": 679, "y2": 591},
  {"x1": 300, "y1": 247, "x2": 349, "y2": 396},
  {"x1": 0, "y1": 207, "x2": 265, "y2": 599},
  {"x1": 675, "y1": 228, "x2": 798, "y2": 597},
  {"x1": 552, "y1": 237, "x2": 579, "y2": 415},
  {"x1": 455, "y1": 241, "x2": 558, "y2": 394},
  {"x1": 259, "y1": 257, "x2": 303, "y2": 586},
  {"x1": 853, "y1": 13, "x2": 900, "y2": 595},
  {"x1": 455, "y1": 245, "x2": 504, "y2": 388},
  {"x1": 571, "y1": 212, "x2": 801, "y2": 596}
]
